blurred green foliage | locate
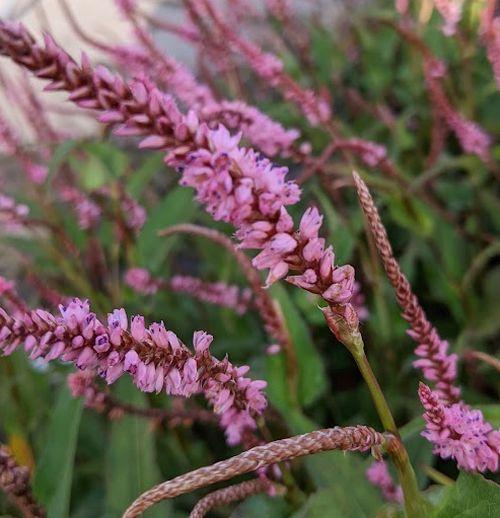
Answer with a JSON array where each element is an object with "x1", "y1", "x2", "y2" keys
[{"x1": 0, "y1": 0, "x2": 499, "y2": 516}]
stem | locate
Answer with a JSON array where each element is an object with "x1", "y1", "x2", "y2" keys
[
  {"x1": 351, "y1": 347, "x2": 397, "y2": 433},
  {"x1": 355, "y1": 356, "x2": 427, "y2": 517},
  {"x1": 334, "y1": 322, "x2": 428, "y2": 518}
]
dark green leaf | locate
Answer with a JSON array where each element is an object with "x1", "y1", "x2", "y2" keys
[
  {"x1": 432, "y1": 472, "x2": 500, "y2": 517},
  {"x1": 105, "y1": 379, "x2": 171, "y2": 518},
  {"x1": 33, "y1": 386, "x2": 83, "y2": 518},
  {"x1": 137, "y1": 186, "x2": 199, "y2": 274}
]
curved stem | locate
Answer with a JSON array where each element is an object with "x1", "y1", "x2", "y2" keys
[{"x1": 341, "y1": 328, "x2": 428, "y2": 518}]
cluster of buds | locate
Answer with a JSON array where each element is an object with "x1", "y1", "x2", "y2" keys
[
  {"x1": 170, "y1": 275, "x2": 252, "y2": 316},
  {"x1": 423, "y1": 57, "x2": 491, "y2": 163},
  {"x1": 418, "y1": 383, "x2": 500, "y2": 472}
]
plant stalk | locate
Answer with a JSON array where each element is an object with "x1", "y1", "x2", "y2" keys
[{"x1": 325, "y1": 309, "x2": 429, "y2": 517}]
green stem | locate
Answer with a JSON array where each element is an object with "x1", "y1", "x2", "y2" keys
[
  {"x1": 353, "y1": 349, "x2": 427, "y2": 517},
  {"x1": 329, "y1": 314, "x2": 429, "y2": 517},
  {"x1": 352, "y1": 348, "x2": 397, "y2": 432}
]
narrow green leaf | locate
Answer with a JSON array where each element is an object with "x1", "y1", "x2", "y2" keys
[
  {"x1": 270, "y1": 284, "x2": 327, "y2": 407},
  {"x1": 33, "y1": 386, "x2": 83, "y2": 518},
  {"x1": 137, "y1": 186, "x2": 198, "y2": 274},
  {"x1": 127, "y1": 154, "x2": 164, "y2": 197},
  {"x1": 105, "y1": 379, "x2": 171, "y2": 518}
]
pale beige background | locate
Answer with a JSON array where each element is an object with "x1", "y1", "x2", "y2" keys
[{"x1": 0, "y1": 0, "x2": 157, "y2": 139}]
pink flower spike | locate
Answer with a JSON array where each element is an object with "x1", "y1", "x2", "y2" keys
[{"x1": 418, "y1": 383, "x2": 499, "y2": 473}]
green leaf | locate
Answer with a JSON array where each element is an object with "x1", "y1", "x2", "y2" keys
[
  {"x1": 230, "y1": 494, "x2": 290, "y2": 517},
  {"x1": 105, "y1": 379, "x2": 171, "y2": 518},
  {"x1": 137, "y1": 186, "x2": 199, "y2": 274},
  {"x1": 269, "y1": 284, "x2": 327, "y2": 408},
  {"x1": 127, "y1": 154, "x2": 164, "y2": 198},
  {"x1": 312, "y1": 185, "x2": 356, "y2": 264},
  {"x1": 69, "y1": 153, "x2": 109, "y2": 191},
  {"x1": 84, "y1": 141, "x2": 129, "y2": 179},
  {"x1": 475, "y1": 405, "x2": 500, "y2": 429},
  {"x1": 292, "y1": 465, "x2": 384, "y2": 518},
  {"x1": 33, "y1": 386, "x2": 83, "y2": 518},
  {"x1": 432, "y1": 472, "x2": 500, "y2": 517},
  {"x1": 388, "y1": 197, "x2": 434, "y2": 237}
]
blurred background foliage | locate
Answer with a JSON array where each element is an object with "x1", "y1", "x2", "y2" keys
[{"x1": 0, "y1": 0, "x2": 499, "y2": 516}]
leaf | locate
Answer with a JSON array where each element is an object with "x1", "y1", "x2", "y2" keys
[
  {"x1": 73, "y1": 152, "x2": 110, "y2": 190},
  {"x1": 33, "y1": 386, "x2": 83, "y2": 518},
  {"x1": 432, "y1": 472, "x2": 500, "y2": 517},
  {"x1": 312, "y1": 185, "x2": 357, "y2": 264},
  {"x1": 292, "y1": 472, "x2": 384, "y2": 518},
  {"x1": 105, "y1": 379, "x2": 171, "y2": 518},
  {"x1": 84, "y1": 141, "x2": 129, "y2": 179},
  {"x1": 388, "y1": 197, "x2": 434, "y2": 237},
  {"x1": 137, "y1": 186, "x2": 199, "y2": 274},
  {"x1": 230, "y1": 494, "x2": 290, "y2": 517},
  {"x1": 127, "y1": 154, "x2": 164, "y2": 198},
  {"x1": 476, "y1": 405, "x2": 500, "y2": 428},
  {"x1": 269, "y1": 284, "x2": 327, "y2": 408}
]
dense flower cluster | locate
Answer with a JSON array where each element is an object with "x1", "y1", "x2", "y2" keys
[
  {"x1": 0, "y1": 298, "x2": 267, "y2": 444},
  {"x1": 418, "y1": 383, "x2": 500, "y2": 472},
  {"x1": 334, "y1": 138, "x2": 387, "y2": 167},
  {"x1": 366, "y1": 460, "x2": 403, "y2": 503},
  {"x1": 178, "y1": 126, "x2": 356, "y2": 309}
]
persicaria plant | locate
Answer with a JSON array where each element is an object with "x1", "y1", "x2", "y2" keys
[{"x1": 0, "y1": 1, "x2": 498, "y2": 517}]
